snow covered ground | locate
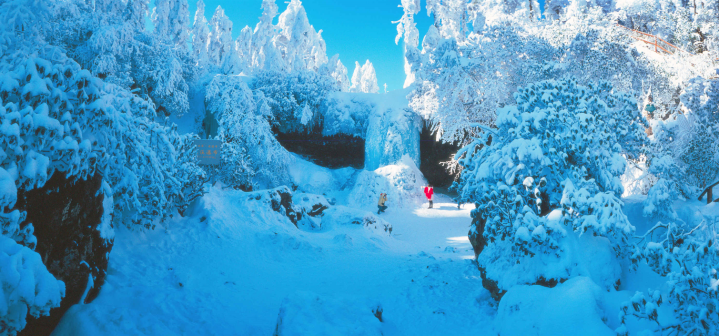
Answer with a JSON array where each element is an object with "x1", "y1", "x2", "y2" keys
[
  {"x1": 52, "y1": 160, "x2": 495, "y2": 335},
  {"x1": 49, "y1": 155, "x2": 717, "y2": 335}
]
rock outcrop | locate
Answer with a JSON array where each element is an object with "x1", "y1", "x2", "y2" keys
[
  {"x1": 17, "y1": 173, "x2": 112, "y2": 336},
  {"x1": 246, "y1": 186, "x2": 299, "y2": 225}
]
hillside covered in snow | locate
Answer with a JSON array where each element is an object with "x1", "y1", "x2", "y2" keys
[{"x1": 0, "y1": 0, "x2": 718, "y2": 335}]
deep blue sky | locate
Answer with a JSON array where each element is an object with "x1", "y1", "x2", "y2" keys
[{"x1": 187, "y1": 0, "x2": 434, "y2": 92}]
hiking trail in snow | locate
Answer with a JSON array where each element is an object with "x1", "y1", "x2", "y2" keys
[{"x1": 52, "y1": 186, "x2": 495, "y2": 336}]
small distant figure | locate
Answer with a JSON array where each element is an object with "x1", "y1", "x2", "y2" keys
[
  {"x1": 377, "y1": 193, "x2": 388, "y2": 214},
  {"x1": 424, "y1": 185, "x2": 434, "y2": 209}
]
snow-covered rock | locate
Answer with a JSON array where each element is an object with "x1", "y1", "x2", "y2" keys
[
  {"x1": 494, "y1": 277, "x2": 614, "y2": 336},
  {"x1": 293, "y1": 193, "x2": 331, "y2": 217},
  {"x1": 293, "y1": 193, "x2": 331, "y2": 231},
  {"x1": 19, "y1": 173, "x2": 112, "y2": 335},
  {"x1": 322, "y1": 205, "x2": 392, "y2": 235},
  {"x1": 243, "y1": 186, "x2": 298, "y2": 226}
]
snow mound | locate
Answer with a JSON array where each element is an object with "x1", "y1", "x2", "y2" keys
[
  {"x1": 348, "y1": 155, "x2": 427, "y2": 210},
  {"x1": 273, "y1": 292, "x2": 382, "y2": 336},
  {"x1": 322, "y1": 205, "x2": 392, "y2": 235},
  {"x1": 495, "y1": 277, "x2": 613, "y2": 336},
  {"x1": 288, "y1": 154, "x2": 358, "y2": 195},
  {"x1": 0, "y1": 235, "x2": 65, "y2": 335}
]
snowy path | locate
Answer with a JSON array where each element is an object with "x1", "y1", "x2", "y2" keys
[{"x1": 53, "y1": 190, "x2": 494, "y2": 336}]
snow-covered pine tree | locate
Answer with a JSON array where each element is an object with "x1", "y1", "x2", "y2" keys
[
  {"x1": 208, "y1": 6, "x2": 234, "y2": 71},
  {"x1": 349, "y1": 60, "x2": 379, "y2": 94},
  {"x1": 426, "y1": 0, "x2": 469, "y2": 42},
  {"x1": 152, "y1": 0, "x2": 191, "y2": 51},
  {"x1": 175, "y1": 0, "x2": 191, "y2": 50},
  {"x1": 152, "y1": 0, "x2": 172, "y2": 39},
  {"x1": 394, "y1": 0, "x2": 421, "y2": 87},
  {"x1": 360, "y1": 60, "x2": 380, "y2": 94},
  {"x1": 250, "y1": 0, "x2": 282, "y2": 71},
  {"x1": 275, "y1": 0, "x2": 328, "y2": 72},
  {"x1": 49, "y1": 0, "x2": 193, "y2": 117},
  {"x1": 236, "y1": 25, "x2": 253, "y2": 72},
  {"x1": 349, "y1": 61, "x2": 364, "y2": 93},
  {"x1": 297, "y1": 102, "x2": 313, "y2": 126},
  {"x1": 319, "y1": 54, "x2": 350, "y2": 92},
  {"x1": 206, "y1": 75, "x2": 291, "y2": 188},
  {"x1": 222, "y1": 37, "x2": 244, "y2": 75},
  {"x1": 125, "y1": 0, "x2": 150, "y2": 32},
  {"x1": 192, "y1": 0, "x2": 211, "y2": 69}
]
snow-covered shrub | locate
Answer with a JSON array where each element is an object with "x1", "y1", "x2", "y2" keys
[
  {"x1": 170, "y1": 131, "x2": 208, "y2": 215},
  {"x1": 252, "y1": 70, "x2": 335, "y2": 134},
  {"x1": 617, "y1": 80, "x2": 719, "y2": 336},
  {"x1": 76, "y1": 69, "x2": 204, "y2": 229},
  {"x1": 206, "y1": 74, "x2": 290, "y2": 189},
  {"x1": 642, "y1": 178, "x2": 678, "y2": 221},
  {"x1": 0, "y1": 235, "x2": 65, "y2": 336},
  {"x1": 397, "y1": 1, "x2": 702, "y2": 152},
  {"x1": 0, "y1": 55, "x2": 95, "y2": 245},
  {"x1": 348, "y1": 154, "x2": 426, "y2": 210},
  {"x1": 676, "y1": 77, "x2": 719, "y2": 187},
  {"x1": 0, "y1": 0, "x2": 206, "y2": 230},
  {"x1": 616, "y1": 0, "x2": 719, "y2": 54},
  {"x1": 455, "y1": 78, "x2": 647, "y2": 294},
  {"x1": 0, "y1": 3, "x2": 206, "y2": 330},
  {"x1": 647, "y1": 76, "x2": 719, "y2": 201},
  {"x1": 320, "y1": 93, "x2": 374, "y2": 138},
  {"x1": 49, "y1": 0, "x2": 194, "y2": 117},
  {"x1": 624, "y1": 215, "x2": 719, "y2": 335},
  {"x1": 0, "y1": 51, "x2": 203, "y2": 230}
]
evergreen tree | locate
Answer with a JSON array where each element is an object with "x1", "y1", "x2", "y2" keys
[
  {"x1": 360, "y1": 60, "x2": 379, "y2": 94},
  {"x1": 350, "y1": 61, "x2": 364, "y2": 93},
  {"x1": 192, "y1": 0, "x2": 211, "y2": 68},
  {"x1": 319, "y1": 54, "x2": 350, "y2": 92},
  {"x1": 152, "y1": 0, "x2": 190, "y2": 49},
  {"x1": 208, "y1": 6, "x2": 234, "y2": 70},
  {"x1": 251, "y1": 0, "x2": 281, "y2": 71}
]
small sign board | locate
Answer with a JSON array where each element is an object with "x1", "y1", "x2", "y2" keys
[{"x1": 194, "y1": 139, "x2": 222, "y2": 165}]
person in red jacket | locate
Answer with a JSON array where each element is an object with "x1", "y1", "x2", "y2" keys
[{"x1": 424, "y1": 184, "x2": 434, "y2": 209}]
